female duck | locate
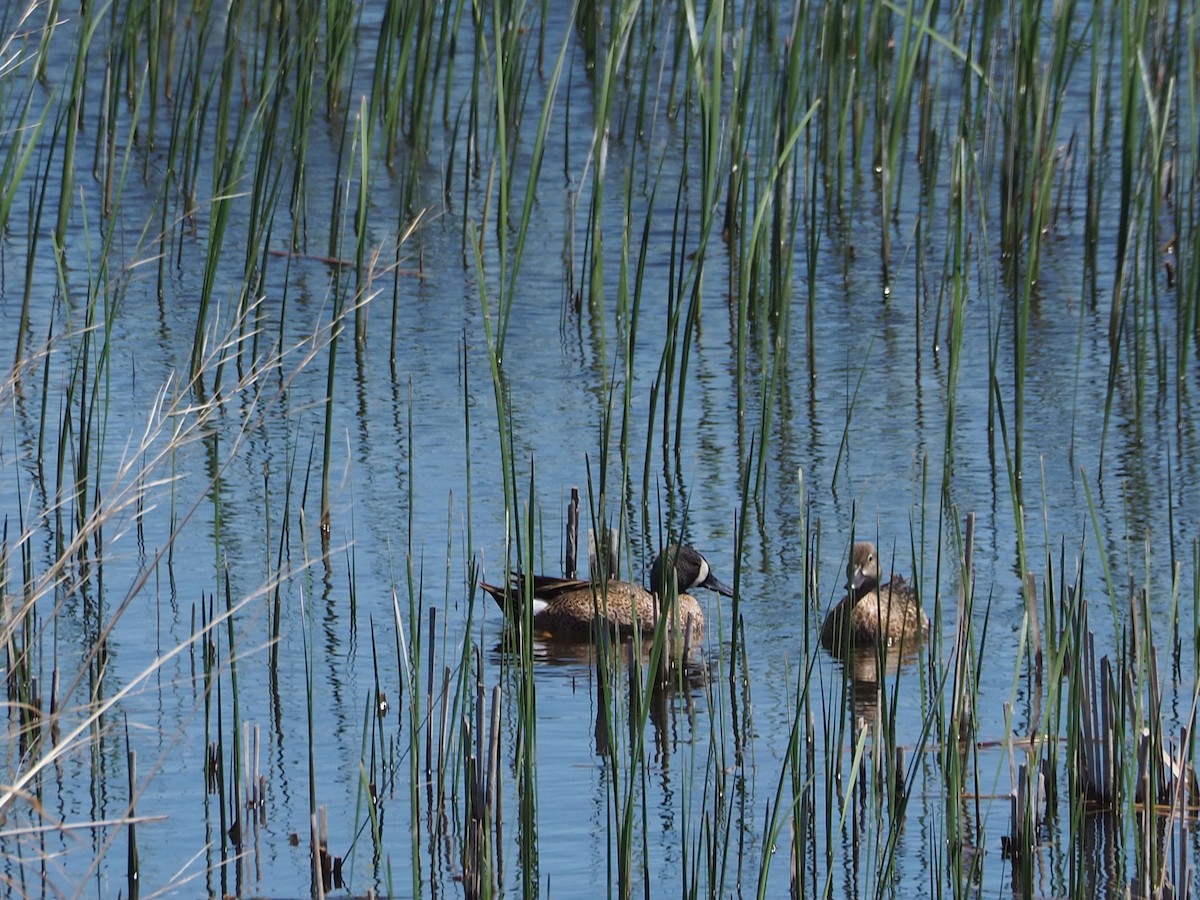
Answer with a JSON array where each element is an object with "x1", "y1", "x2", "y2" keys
[
  {"x1": 482, "y1": 544, "x2": 734, "y2": 643},
  {"x1": 820, "y1": 541, "x2": 929, "y2": 652}
]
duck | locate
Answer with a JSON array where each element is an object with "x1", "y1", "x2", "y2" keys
[
  {"x1": 820, "y1": 541, "x2": 929, "y2": 652},
  {"x1": 481, "y1": 544, "x2": 734, "y2": 643}
]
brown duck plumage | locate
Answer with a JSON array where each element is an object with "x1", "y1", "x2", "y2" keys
[
  {"x1": 820, "y1": 541, "x2": 929, "y2": 652},
  {"x1": 481, "y1": 544, "x2": 733, "y2": 643}
]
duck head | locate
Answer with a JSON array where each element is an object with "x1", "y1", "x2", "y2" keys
[
  {"x1": 650, "y1": 544, "x2": 734, "y2": 597},
  {"x1": 846, "y1": 541, "x2": 880, "y2": 593}
]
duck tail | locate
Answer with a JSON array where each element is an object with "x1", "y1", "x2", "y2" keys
[
  {"x1": 482, "y1": 571, "x2": 539, "y2": 619},
  {"x1": 480, "y1": 579, "x2": 517, "y2": 616}
]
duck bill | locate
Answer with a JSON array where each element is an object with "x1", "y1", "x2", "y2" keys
[
  {"x1": 702, "y1": 573, "x2": 735, "y2": 597},
  {"x1": 848, "y1": 565, "x2": 867, "y2": 591}
]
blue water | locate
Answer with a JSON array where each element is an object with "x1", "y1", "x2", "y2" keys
[{"x1": 1, "y1": 1, "x2": 1197, "y2": 897}]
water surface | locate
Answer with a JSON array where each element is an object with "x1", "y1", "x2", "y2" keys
[{"x1": 1, "y1": 1, "x2": 1198, "y2": 897}]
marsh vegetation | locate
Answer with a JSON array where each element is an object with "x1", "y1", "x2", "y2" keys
[{"x1": 2, "y1": 0, "x2": 1199, "y2": 896}]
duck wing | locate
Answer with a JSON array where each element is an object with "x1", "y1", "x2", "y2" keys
[
  {"x1": 483, "y1": 571, "x2": 596, "y2": 611},
  {"x1": 519, "y1": 573, "x2": 591, "y2": 599}
]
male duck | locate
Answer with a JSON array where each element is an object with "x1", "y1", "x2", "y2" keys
[
  {"x1": 820, "y1": 541, "x2": 930, "y2": 652},
  {"x1": 482, "y1": 544, "x2": 734, "y2": 643}
]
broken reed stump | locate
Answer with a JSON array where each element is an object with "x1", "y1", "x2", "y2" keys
[
  {"x1": 311, "y1": 806, "x2": 342, "y2": 898},
  {"x1": 1024, "y1": 571, "x2": 1043, "y2": 683},
  {"x1": 1075, "y1": 604, "x2": 1117, "y2": 808},
  {"x1": 588, "y1": 526, "x2": 619, "y2": 581},
  {"x1": 951, "y1": 512, "x2": 977, "y2": 744},
  {"x1": 1002, "y1": 758, "x2": 1046, "y2": 862},
  {"x1": 462, "y1": 684, "x2": 502, "y2": 900},
  {"x1": 1068, "y1": 591, "x2": 1198, "y2": 900},
  {"x1": 566, "y1": 488, "x2": 579, "y2": 578},
  {"x1": 1132, "y1": 727, "x2": 1196, "y2": 900}
]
